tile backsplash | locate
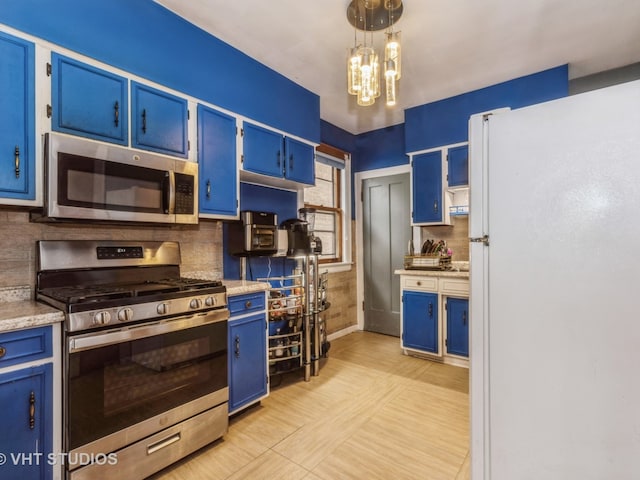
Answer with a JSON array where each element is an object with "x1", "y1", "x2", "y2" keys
[
  {"x1": 420, "y1": 215, "x2": 469, "y2": 261},
  {"x1": 0, "y1": 207, "x2": 224, "y2": 291}
]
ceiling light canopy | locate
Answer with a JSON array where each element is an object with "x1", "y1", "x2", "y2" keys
[{"x1": 346, "y1": 0, "x2": 403, "y2": 107}]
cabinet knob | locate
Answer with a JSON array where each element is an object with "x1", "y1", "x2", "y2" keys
[
  {"x1": 417, "y1": 281, "x2": 422, "y2": 286},
  {"x1": 245, "y1": 300, "x2": 252, "y2": 309},
  {"x1": 206, "y1": 179, "x2": 211, "y2": 199},
  {"x1": 0, "y1": 345, "x2": 6, "y2": 358},
  {"x1": 114, "y1": 100, "x2": 119, "y2": 127},
  {"x1": 141, "y1": 108, "x2": 147, "y2": 133}
]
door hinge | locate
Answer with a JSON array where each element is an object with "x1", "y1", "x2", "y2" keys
[
  {"x1": 187, "y1": 110, "x2": 190, "y2": 120},
  {"x1": 360, "y1": 189, "x2": 363, "y2": 202},
  {"x1": 188, "y1": 140, "x2": 191, "y2": 151},
  {"x1": 240, "y1": 128, "x2": 244, "y2": 137},
  {"x1": 469, "y1": 235, "x2": 490, "y2": 246},
  {"x1": 46, "y1": 104, "x2": 52, "y2": 118},
  {"x1": 46, "y1": 62, "x2": 51, "y2": 76},
  {"x1": 362, "y1": 301, "x2": 365, "y2": 311},
  {"x1": 445, "y1": 339, "x2": 448, "y2": 347},
  {"x1": 241, "y1": 154, "x2": 244, "y2": 164}
]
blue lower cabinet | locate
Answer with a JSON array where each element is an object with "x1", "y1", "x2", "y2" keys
[
  {"x1": 402, "y1": 290, "x2": 439, "y2": 353},
  {"x1": 446, "y1": 297, "x2": 469, "y2": 357},
  {"x1": 0, "y1": 363, "x2": 53, "y2": 480},
  {"x1": 228, "y1": 293, "x2": 268, "y2": 414}
]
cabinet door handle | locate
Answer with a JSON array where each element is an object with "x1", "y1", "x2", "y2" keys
[
  {"x1": 463, "y1": 310, "x2": 467, "y2": 326},
  {"x1": 289, "y1": 153, "x2": 294, "y2": 170},
  {"x1": 206, "y1": 179, "x2": 211, "y2": 199},
  {"x1": 234, "y1": 335, "x2": 240, "y2": 358},
  {"x1": 29, "y1": 391, "x2": 36, "y2": 429},
  {"x1": 433, "y1": 199, "x2": 438, "y2": 212},
  {"x1": 14, "y1": 146, "x2": 20, "y2": 179},
  {"x1": 114, "y1": 101, "x2": 120, "y2": 127},
  {"x1": 428, "y1": 302, "x2": 433, "y2": 317},
  {"x1": 277, "y1": 150, "x2": 281, "y2": 168},
  {"x1": 142, "y1": 109, "x2": 147, "y2": 133},
  {"x1": 0, "y1": 345, "x2": 5, "y2": 358}
]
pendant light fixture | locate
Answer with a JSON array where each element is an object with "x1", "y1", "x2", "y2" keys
[{"x1": 346, "y1": 0, "x2": 403, "y2": 107}]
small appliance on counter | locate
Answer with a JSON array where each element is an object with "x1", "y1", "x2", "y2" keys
[
  {"x1": 299, "y1": 207, "x2": 322, "y2": 254},
  {"x1": 280, "y1": 217, "x2": 310, "y2": 256},
  {"x1": 228, "y1": 210, "x2": 278, "y2": 256}
]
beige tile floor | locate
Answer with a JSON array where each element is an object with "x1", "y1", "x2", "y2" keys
[{"x1": 150, "y1": 331, "x2": 470, "y2": 480}]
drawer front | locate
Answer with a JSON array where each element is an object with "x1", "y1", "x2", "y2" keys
[
  {"x1": 439, "y1": 278, "x2": 469, "y2": 296},
  {"x1": 401, "y1": 276, "x2": 438, "y2": 291},
  {"x1": 0, "y1": 326, "x2": 53, "y2": 369},
  {"x1": 229, "y1": 292, "x2": 266, "y2": 317}
]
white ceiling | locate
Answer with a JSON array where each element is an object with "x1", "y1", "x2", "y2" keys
[{"x1": 154, "y1": 0, "x2": 640, "y2": 135}]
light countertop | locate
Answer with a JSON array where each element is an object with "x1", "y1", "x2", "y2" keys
[
  {"x1": 0, "y1": 286, "x2": 64, "y2": 333},
  {"x1": 394, "y1": 269, "x2": 469, "y2": 279},
  {"x1": 224, "y1": 280, "x2": 271, "y2": 296}
]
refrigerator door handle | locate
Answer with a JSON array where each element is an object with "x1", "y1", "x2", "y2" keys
[{"x1": 469, "y1": 235, "x2": 490, "y2": 246}]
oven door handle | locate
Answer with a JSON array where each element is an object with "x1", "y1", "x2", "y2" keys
[{"x1": 68, "y1": 309, "x2": 229, "y2": 353}]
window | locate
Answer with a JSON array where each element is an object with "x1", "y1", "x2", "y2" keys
[{"x1": 303, "y1": 143, "x2": 351, "y2": 266}]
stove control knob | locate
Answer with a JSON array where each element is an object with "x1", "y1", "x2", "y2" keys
[
  {"x1": 93, "y1": 311, "x2": 111, "y2": 325},
  {"x1": 205, "y1": 296, "x2": 217, "y2": 307},
  {"x1": 157, "y1": 303, "x2": 169, "y2": 315},
  {"x1": 118, "y1": 307, "x2": 134, "y2": 322},
  {"x1": 189, "y1": 298, "x2": 203, "y2": 310}
]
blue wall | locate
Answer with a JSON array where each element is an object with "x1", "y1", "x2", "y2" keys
[
  {"x1": 223, "y1": 183, "x2": 298, "y2": 280},
  {"x1": 0, "y1": 0, "x2": 320, "y2": 143},
  {"x1": 405, "y1": 65, "x2": 569, "y2": 152}
]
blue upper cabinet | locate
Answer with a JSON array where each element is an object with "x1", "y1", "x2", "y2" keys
[
  {"x1": 132, "y1": 81, "x2": 188, "y2": 158},
  {"x1": 412, "y1": 150, "x2": 448, "y2": 225},
  {"x1": 197, "y1": 104, "x2": 238, "y2": 218},
  {"x1": 242, "y1": 121, "x2": 315, "y2": 188},
  {"x1": 51, "y1": 53, "x2": 128, "y2": 145},
  {"x1": 0, "y1": 31, "x2": 35, "y2": 202},
  {"x1": 284, "y1": 137, "x2": 314, "y2": 185},
  {"x1": 242, "y1": 122, "x2": 283, "y2": 178},
  {"x1": 447, "y1": 144, "x2": 468, "y2": 187}
]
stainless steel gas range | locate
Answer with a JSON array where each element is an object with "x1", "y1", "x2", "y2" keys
[{"x1": 36, "y1": 240, "x2": 229, "y2": 480}]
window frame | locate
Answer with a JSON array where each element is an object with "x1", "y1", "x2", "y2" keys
[{"x1": 302, "y1": 143, "x2": 352, "y2": 270}]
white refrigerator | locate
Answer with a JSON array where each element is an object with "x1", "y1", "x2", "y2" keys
[{"x1": 468, "y1": 80, "x2": 640, "y2": 480}]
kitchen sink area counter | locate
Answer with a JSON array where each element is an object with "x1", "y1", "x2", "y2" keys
[
  {"x1": 396, "y1": 266, "x2": 470, "y2": 367},
  {"x1": 0, "y1": 286, "x2": 64, "y2": 332}
]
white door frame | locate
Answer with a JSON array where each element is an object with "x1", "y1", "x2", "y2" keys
[{"x1": 355, "y1": 164, "x2": 413, "y2": 330}]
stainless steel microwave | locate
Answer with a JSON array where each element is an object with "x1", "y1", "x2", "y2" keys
[{"x1": 38, "y1": 133, "x2": 198, "y2": 224}]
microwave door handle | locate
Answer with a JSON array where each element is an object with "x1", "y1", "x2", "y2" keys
[{"x1": 165, "y1": 171, "x2": 175, "y2": 215}]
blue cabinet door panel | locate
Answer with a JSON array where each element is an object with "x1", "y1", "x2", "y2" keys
[
  {"x1": 242, "y1": 122, "x2": 283, "y2": 178},
  {"x1": 132, "y1": 82, "x2": 188, "y2": 157},
  {"x1": 197, "y1": 104, "x2": 237, "y2": 216},
  {"x1": 448, "y1": 145, "x2": 468, "y2": 187},
  {"x1": 446, "y1": 297, "x2": 469, "y2": 357},
  {"x1": 228, "y1": 313, "x2": 267, "y2": 412},
  {"x1": 284, "y1": 137, "x2": 314, "y2": 185},
  {"x1": 0, "y1": 364, "x2": 53, "y2": 480},
  {"x1": 51, "y1": 53, "x2": 128, "y2": 145},
  {"x1": 0, "y1": 31, "x2": 34, "y2": 199},
  {"x1": 402, "y1": 291, "x2": 438, "y2": 353},
  {"x1": 412, "y1": 151, "x2": 442, "y2": 223}
]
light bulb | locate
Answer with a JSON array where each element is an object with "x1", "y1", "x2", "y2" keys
[{"x1": 385, "y1": 31, "x2": 401, "y2": 79}]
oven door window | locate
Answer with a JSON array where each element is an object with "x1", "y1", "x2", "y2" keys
[
  {"x1": 67, "y1": 320, "x2": 227, "y2": 450},
  {"x1": 58, "y1": 152, "x2": 168, "y2": 214}
]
